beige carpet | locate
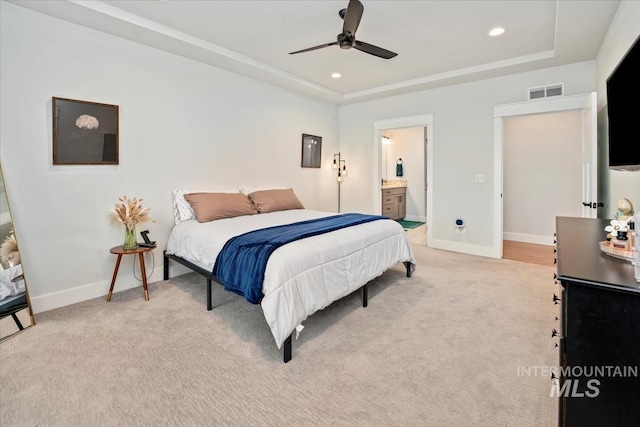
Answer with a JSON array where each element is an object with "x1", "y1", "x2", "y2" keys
[{"x1": 0, "y1": 241, "x2": 558, "y2": 426}]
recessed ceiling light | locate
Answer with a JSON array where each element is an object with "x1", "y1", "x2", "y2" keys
[
  {"x1": 488, "y1": 27, "x2": 506, "y2": 37},
  {"x1": 331, "y1": 72, "x2": 342, "y2": 79}
]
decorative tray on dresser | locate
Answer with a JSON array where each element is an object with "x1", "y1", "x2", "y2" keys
[{"x1": 598, "y1": 240, "x2": 635, "y2": 262}]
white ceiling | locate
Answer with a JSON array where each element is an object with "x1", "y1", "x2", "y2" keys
[{"x1": 11, "y1": 0, "x2": 621, "y2": 105}]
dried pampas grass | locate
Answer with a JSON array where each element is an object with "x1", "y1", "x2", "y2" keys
[
  {"x1": 0, "y1": 232, "x2": 19, "y2": 265},
  {"x1": 109, "y1": 196, "x2": 152, "y2": 230}
]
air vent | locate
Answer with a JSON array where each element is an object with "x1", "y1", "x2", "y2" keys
[
  {"x1": 529, "y1": 87, "x2": 546, "y2": 99},
  {"x1": 528, "y1": 83, "x2": 564, "y2": 100}
]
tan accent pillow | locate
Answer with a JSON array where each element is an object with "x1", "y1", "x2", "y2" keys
[
  {"x1": 183, "y1": 192, "x2": 257, "y2": 222},
  {"x1": 248, "y1": 188, "x2": 304, "y2": 213}
]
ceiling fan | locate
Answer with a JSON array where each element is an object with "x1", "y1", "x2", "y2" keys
[{"x1": 289, "y1": 0, "x2": 398, "y2": 60}]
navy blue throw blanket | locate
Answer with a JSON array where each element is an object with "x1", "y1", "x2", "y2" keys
[{"x1": 212, "y1": 213, "x2": 387, "y2": 304}]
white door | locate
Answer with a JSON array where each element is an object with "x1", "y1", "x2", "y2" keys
[
  {"x1": 581, "y1": 92, "x2": 598, "y2": 218},
  {"x1": 424, "y1": 127, "x2": 428, "y2": 220}
]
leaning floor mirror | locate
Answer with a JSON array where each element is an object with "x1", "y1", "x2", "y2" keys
[{"x1": 0, "y1": 163, "x2": 35, "y2": 342}]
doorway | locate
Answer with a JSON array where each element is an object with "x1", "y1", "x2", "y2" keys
[
  {"x1": 493, "y1": 93, "x2": 598, "y2": 259},
  {"x1": 373, "y1": 114, "x2": 433, "y2": 244},
  {"x1": 381, "y1": 127, "x2": 427, "y2": 222}
]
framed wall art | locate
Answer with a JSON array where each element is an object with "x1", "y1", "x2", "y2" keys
[
  {"x1": 52, "y1": 97, "x2": 119, "y2": 165},
  {"x1": 301, "y1": 133, "x2": 322, "y2": 168}
]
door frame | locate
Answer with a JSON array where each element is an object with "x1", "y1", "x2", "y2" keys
[
  {"x1": 492, "y1": 93, "x2": 597, "y2": 258},
  {"x1": 373, "y1": 114, "x2": 434, "y2": 243}
]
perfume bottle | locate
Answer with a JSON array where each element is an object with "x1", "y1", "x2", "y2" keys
[{"x1": 612, "y1": 230, "x2": 629, "y2": 250}]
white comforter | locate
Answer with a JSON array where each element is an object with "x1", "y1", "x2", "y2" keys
[{"x1": 166, "y1": 209, "x2": 416, "y2": 348}]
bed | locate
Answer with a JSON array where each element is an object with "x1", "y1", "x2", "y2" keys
[
  {"x1": 163, "y1": 189, "x2": 416, "y2": 362},
  {"x1": 0, "y1": 264, "x2": 28, "y2": 337}
]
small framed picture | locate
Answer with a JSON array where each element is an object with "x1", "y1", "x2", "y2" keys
[
  {"x1": 301, "y1": 134, "x2": 322, "y2": 168},
  {"x1": 52, "y1": 97, "x2": 119, "y2": 165}
]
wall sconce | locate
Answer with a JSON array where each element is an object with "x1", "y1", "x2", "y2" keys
[{"x1": 332, "y1": 152, "x2": 347, "y2": 212}]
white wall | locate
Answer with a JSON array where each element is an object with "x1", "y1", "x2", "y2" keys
[
  {"x1": 596, "y1": 0, "x2": 640, "y2": 217},
  {"x1": 384, "y1": 127, "x2": 425, "y2": 222},
  {"x1": 339, "y1": 62, "x2": 596, "y2": 253},
  {"x1": 0, "y1": 3, "x2": 339, "y2": 312},
  {"x1": 503, "y1": 111, "x2": 583, "y2": 244}
]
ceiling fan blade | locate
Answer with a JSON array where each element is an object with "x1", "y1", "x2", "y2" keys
[
  {"x1": 353, "y1": 40, "x2": 398, "y2": 59},
  {"x1": 289, "y1": 42, "x2": 338, "y2": 55},
  {"x1": 342, "y1": 0, "x2": 364, "y2": 35}
]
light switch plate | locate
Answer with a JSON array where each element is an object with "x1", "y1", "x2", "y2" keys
[{"x1": 475, "y1": 174, "x2": 485, "y2": 183}]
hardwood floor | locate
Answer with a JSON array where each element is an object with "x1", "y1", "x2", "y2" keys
[
  {"x1": 503, "y1": 240, "x2": 555, "y2": 267},
  {"x1": 405, "y1": 224, "x2": 427, "y2": 245},
  {"x1": 405, "y1": 226, "x2": 554, "y2": 267}
]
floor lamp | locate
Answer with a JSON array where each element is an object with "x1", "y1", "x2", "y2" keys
[{"x1": 332, "y1": 152, "x2": 347, "y2": 212}]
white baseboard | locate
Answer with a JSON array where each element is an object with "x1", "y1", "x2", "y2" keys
[
  {"x1": 403, "y1": 215, "x2": 427, "y2": 223},
  {"x1": 428, "y1": 239, "x2": 499, "y2": 259},
  {"x1": 503, "y1": 232, "x2": 554, "y2": 246},
  {"x1": 31, "y1": 279, "x2": 113, "y2": 314},
  {"x1": 30, "y1": 256, "x2": 200, "y2": 314},
  {"x1": 31, "y1": 270, "x2": 165, "y2": 314}
]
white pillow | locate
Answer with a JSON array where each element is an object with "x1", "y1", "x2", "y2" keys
[
  {"x1": 171, "y1": 190, "x2": 236, "y2": 224},
  {"x1": 172, "y1": 190, "x2": 197, "y2": 223},
  {"x1": 238, "y1": 186, "x2": 285, "y2": 195}
]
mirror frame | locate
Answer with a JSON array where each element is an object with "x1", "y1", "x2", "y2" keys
[{"x1": 0, "y1": 163, "x2": 35, "y2": 342}]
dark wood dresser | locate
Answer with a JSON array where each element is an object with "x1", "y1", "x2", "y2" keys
[{"x1": 555, "y1": 216, "x2": 640, "y2": 427}]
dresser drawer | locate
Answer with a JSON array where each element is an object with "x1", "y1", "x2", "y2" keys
[
  {"x1": 382, "y1": 187, "x2": 405, "y2": 196},
  {"x1": 382, "y1": 203, "x2": 398, "y2": 219}
]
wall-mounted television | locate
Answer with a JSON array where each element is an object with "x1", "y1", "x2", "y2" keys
[{"x1": 606, "y1": 35, "x2": 640, "y2": 171}]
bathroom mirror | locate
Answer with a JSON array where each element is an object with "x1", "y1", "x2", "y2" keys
[{"x1": 0, "y1": 163, "x2": 35, "y2": 342}]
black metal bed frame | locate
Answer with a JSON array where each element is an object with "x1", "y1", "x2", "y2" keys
[
  {"x1": 0, "y1": 294, "x2": 28, "y2": 335},
  {"x1": 163, "y1": 250, "x2": 413, "y2": 363}
]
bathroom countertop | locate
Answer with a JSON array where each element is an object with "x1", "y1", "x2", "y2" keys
[{"x1": 381, "y1": 179, "x2": 407, "y2": 189}]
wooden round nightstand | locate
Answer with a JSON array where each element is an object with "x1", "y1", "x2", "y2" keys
[{"x1": 107, "y1": 245, "x2": 155, "y2": 302}]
